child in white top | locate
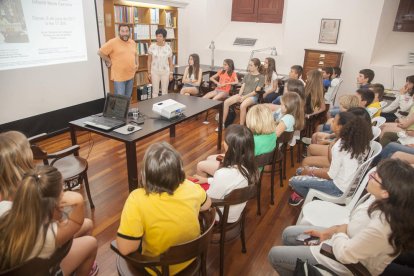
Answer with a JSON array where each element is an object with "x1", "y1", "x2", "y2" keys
[
  {"x1": 194, "y1": 125, "x2": 259, "y2": 223},
  {"x1": 288, "y1": 111, "x2": 372, "y2": 206}
]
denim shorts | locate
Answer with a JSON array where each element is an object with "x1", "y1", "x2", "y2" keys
[
  {"x1": 250, "y1": 95, "x2": 259, "y2": 104},
  {"x1": 183, "y1": 83, "x2": 198, "y2": 88}
]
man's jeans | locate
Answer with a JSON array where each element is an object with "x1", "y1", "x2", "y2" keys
[{"x1": 114, "y1": 79, "x2": 134, "y2": 98}]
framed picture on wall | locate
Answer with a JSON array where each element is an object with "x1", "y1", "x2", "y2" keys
[{"x1": 318, "y1": 18, "x2": 341, "y2": 44}]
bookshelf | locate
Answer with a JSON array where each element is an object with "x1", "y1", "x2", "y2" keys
[{"x1": 103, "y1": 0, "x2": 179, "y2": 102}]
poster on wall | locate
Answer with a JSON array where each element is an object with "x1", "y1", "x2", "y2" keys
[
  {"x1": 0, "y1": 0, "x2": 87, "y2": 71},
  {"x1": 318, "y1": 18, "x2": 341, "y2": 44}
]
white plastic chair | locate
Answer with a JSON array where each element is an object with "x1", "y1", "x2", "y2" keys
[
  {"x1": 380, "y1": 101, "x2": 388, "y2": 108},
  {"x1": 366, "y1": 107, "x2": 379, "y2": 118},
  {"x1": 296, "y1": 141, "x2": 382, "y2": 224},
  {"x1": 371, "y1": 116, "x2": 386, "y2": 127},
  {"x1": 297, "y1": 167, "x2": 376, "y2": 227},
  {"x1": 372, "y1": 126, "x2": 381, "y2": 141}
]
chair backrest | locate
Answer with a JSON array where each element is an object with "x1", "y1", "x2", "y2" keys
[
  {"x1": 28, "y1": 133, "x2": 50, "y2": 165},
  {"x1": 344, "y1": 167, "x2": 376, "y2": 211},
  {"x1": 213, "y1": 184, "x2": 257, "y2": 207},
  {"x1": 0, "y1": 239, "x2": 73, "y2": 276},
  {"x1": 331, "y1": 78, "x2": 343, "y2": 106},
  {"x1": 344, "y1": 141, "x2": 382, "y2": 199},
  {"x1": 110, "y1": 208, "x2": 216, "y2": 275},
  {"x1": 371, "y1": 116, "x2": 386, "y2": 127},
  {"x1": 372, "y1": 126, "x2": 381, "y2": 141}
]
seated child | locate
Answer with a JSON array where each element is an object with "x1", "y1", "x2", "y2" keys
[
  {"x1": 194, "y1": 125, "x2": 259, "y2": 223},
  {"x1": 180, "y1": 54, "x2": 202, "y2": 96},
  {"x1": 116, "y1": 142, "x2": 211, "y2": 275}
]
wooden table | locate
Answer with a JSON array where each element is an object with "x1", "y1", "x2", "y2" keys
[{"x1": 69, "y1": 94, "x2": 223, "y2": 192}]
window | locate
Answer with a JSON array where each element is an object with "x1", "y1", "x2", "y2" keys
[{"x1": 231, "y1": 0, "x2": 284, "y2": 24}]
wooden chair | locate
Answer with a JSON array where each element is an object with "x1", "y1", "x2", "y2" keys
[
  {"x1": 28, "y1": 133, "x2": 94, "y2": 209},
  {"x1": 110, "y1": 208, "x2": 216, "y2": 276},
  {"x1": 211, "y1": 184, "x2": 257, "y2": 276},
  {"x1": 320, "y1": 243, "x2": 371, "y2": 276},
  {"x1": 255, "y1": 142, "x2": 282, "y2": 215},
  {"x1": 0, "y1": 239, "x2": 73, "y2": 276},
  {"x1": 278, "y1": 131, "x2": 295, "y2": 180}
]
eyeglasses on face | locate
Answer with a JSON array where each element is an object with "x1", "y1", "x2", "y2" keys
[{"x1": 369, "y1": 171, "x2": 382, "y2": 186}]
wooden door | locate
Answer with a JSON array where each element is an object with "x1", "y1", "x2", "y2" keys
[
  {"x1": 231, "y1": 0, "x2": 258, "y2": 22},
  {"x1": 257, "y1": 0, "x2": 284, "y2": 23}
]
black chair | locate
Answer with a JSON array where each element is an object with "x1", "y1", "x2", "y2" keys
[
  {"x1": 111, "y1": 208, "x2": 216, "y2": 276},
  {"x1": 255, "y1": 142, "x2": 282, "y2": 215},
  {"x1": 0, "y1": 239, "x2": 73, "y2": 276},
  {"x1": 320, "y1": 243, "x2": 370, "y2": 276},
  {"x1": 29, "y1": 133, "x2": 94, "y2": 209},
  {"x1": 211, "y1": 185, "x2": 257, "y2": 276}
]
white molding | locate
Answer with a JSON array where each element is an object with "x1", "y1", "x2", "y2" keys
[{"x1": 129, "y1": 0, "x2": 189, "y2": 8}]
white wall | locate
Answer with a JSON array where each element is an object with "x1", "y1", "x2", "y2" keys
[
  {"x1": 177, "y1": 0, "x2": 413, "y2": 97},
  {"x1": 371, "y1": 0, "x2": 414, "y2": 90}
]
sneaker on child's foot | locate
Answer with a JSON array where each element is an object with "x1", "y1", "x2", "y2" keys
[
  {"x1": 288, "y1": 192, "x2": 304, "y2": 206},
  {"x1": 301, "y1": 137, "x2": 312, "y2": 145}
]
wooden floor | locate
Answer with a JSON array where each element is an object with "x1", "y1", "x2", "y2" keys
[{"x1": 38, "y1": 113, "x2": 301, "y2": 276}]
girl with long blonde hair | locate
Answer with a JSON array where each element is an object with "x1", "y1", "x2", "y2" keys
[{"x1": 0, "y1": 165, "x2": 98, "y2": 275}]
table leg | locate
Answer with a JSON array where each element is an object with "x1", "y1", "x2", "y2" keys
[
  {"x1": 217, "y1": 103, "x2": 223, "y2": 150},
  {"x1": 170, "y1": 125, "x2": 176, "y2": 137},
  {"x1": 125, "y1": 142, "x2": 138, "y2": 192},
  {"x1": 69, "y1": 125, "x2": 79, "y2": 156}
]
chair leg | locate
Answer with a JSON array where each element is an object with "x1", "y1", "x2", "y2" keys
[
  {"x1": 279, "y1": 160, "x2": 283, "y2": 188},
  {"x1": 290, "y1": 145, "x2": 294, "y2": 167},
  {"x1": 256, "y1": 178, "x2": 262, "y2": 215},
  {"x1": 270, "y1": 166, "x2": 275, "y2": 205},
  {"x1": 204, "y1": 110, "x2": 209, "y2": 121},
  {"x1": 283, "y1": 150, "x2": 287, "y2": 180},
  {"x1": 219, "y1": 231, "x2": 225, "y2": 276},
  {"x1": 82, "y1": 172, "x2": 95, "y2": 209},
  {"x1": 240, "y1": 214, "x2": 247, "y2": 253}
]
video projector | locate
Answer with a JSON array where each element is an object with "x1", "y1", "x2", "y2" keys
[{"x1": 152, "y1": 99, "x2": 186, "y2": 119}]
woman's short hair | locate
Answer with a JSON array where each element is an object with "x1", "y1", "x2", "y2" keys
[
  {"x1": 141, "y1": 142, "x2": 185, "y2": 195},
  {"x1": 246, "y1": 105, "x2": 276, "y2": 135},
  {"x1": 155, "y1": 28, "x2": 167, "y2": 38}
]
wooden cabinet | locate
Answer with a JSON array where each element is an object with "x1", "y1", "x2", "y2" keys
[
  {"x1": 302, "y1": 49, "x2": 344, "y2": 81},
  {"x1": 231, "y1": 0, "x2": 284, "y2": 23},
  {"x1": 103, "y1": 0, "x2": 179, "y2": 102}
]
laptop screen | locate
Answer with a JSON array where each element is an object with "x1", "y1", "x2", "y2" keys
[{"x1": 103, "y1": 94, "x2": 130, "y2": 119}]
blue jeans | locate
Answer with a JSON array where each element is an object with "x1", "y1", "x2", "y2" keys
[
  {"x1": 289, "y1": 169, "x2": 343, "y2": 197},
  {"x1": 373, "y1": 142, "x2": 414, "y2": 165},
  {"x1": 272, "y1": 96, "x2": 281, "y2": 105},
  {"x1": 114, "y1": 79, "x2": 134, "y2": 98},
  {"x1": 329, "y1": 107, "x2": 340, "y2": 118}
]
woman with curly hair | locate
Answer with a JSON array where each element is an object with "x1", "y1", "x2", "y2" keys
[
  {"x1": 269, "y1": 158, "x2": 414, "y2": 275},
  {"x1": 288, "y1": 111, "x2": 373, "y2": 205}
]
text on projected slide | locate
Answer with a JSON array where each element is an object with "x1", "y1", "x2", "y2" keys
[{"x1": 0, "y1": 0, "x2": 87, "y2": 71}]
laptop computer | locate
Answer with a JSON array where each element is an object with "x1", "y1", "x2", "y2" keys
[{"x1": 84, "y1": 94, "x2": 130, "y2": 131}]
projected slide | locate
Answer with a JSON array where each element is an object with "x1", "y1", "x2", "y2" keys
[{"x1": 0, "y1": 0, "x2": 87, "y2": 70}]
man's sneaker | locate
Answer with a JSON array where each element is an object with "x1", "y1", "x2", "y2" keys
[
  {"x1": 301, "y1": 137, "x2": 312, "y2": 145},
  {"x1": 288, "y1": 192, "x2": 304, "y2": 206}
]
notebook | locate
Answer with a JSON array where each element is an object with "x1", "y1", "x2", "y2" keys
[{"x1": 84, "y1": 94, "x2": 130, "y2": 131}]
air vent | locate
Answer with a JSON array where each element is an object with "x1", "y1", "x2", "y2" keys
[
  {"x1": 233, "y1": 37, "x2": 257, "y2": 46},
  {"x1": 409, "y1": 52, "x2": 414, "y2": 63}
]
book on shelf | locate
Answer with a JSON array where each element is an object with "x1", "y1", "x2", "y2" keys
[
  {"x1": 114, "y1": 6, "x2": 136, "y2": 24},
  {"x1": 134, "y1": 24, "x2": 150, "y2": 40},
  {"x1": 137, "y1": 42, "x2": 149, "y2": 55},
  {"x1": 150, "y1": 24, "x2": 158, "y2": 39},
  {"x1": 136, "y1": 72, "x2": 149, "y2": 86},
  {"x1": 165, "y1": 28, "x2": 175, "y2": 39},
  {"x1": 150, "y1": 8, "x2": 159, "y2": 24},
  {"x1": 166, "y1": 41, "x2": 176, "y2": 52},
  {"x1": 166, "y1": 12, "x2": 173, "y2": 27}
]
